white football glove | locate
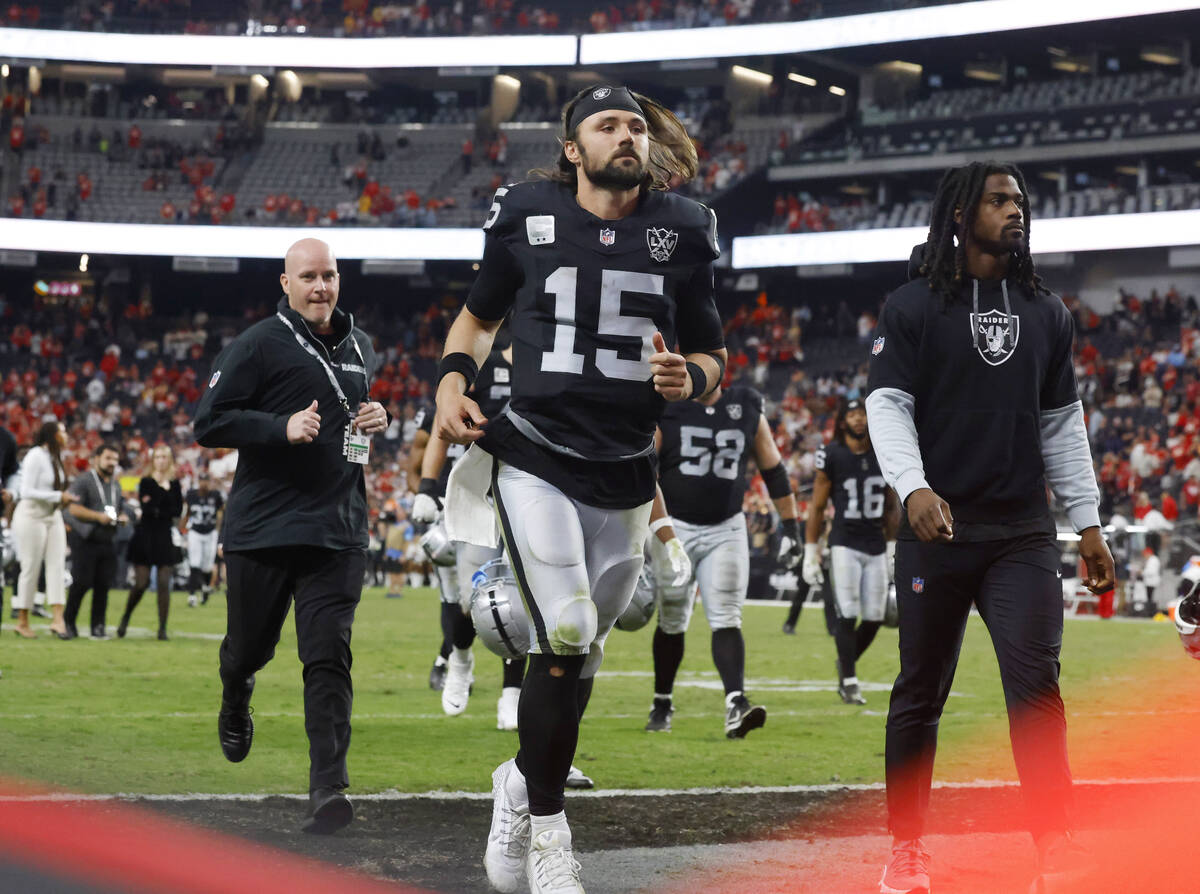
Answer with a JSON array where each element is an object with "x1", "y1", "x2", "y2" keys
[
  {"x1": 411, "y1": 492, "x2": 441, "y2": 524},
  {"x1": 801, "y1": 542, "x2": 824, "y2": 588},
  {"x1": 654, "y1": 536, "x2": 692, "y2": 588},
  {"x1": 886, "y1": 540, "x2": 896, "y2": 584}
]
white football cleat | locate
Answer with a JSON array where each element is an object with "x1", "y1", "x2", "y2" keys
[
  {"x1": 527, "y1": 827, "x2": 584, "y2": 894},
  {"x1": 564, "y1": 765, "x2": 594, "y2": 790},
  {"x1": 441, "y1": 649, "x2": 474, "y2": 716},
  {"x1": 497, "y1": 686, "x2": 520, "y2": 731},
  {"x1": 484, "y1": 759, "x2": 530, "y2": 893}
]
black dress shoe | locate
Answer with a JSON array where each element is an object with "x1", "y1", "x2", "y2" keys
[
  {"x1": 157, "y1": 628, "x2": 169, "y2": 641},
  {"x1": 217, "y1": 674, "x2": 256, "y2": 762},
  {"x1": 302, "y1": 787, "x2": 354, "y2": 835},
  {"x1": 63, "y1": 622, "x2": 79, "y2": 640},
  {"x1": 91, "y1": 625, "x2": 109, "y2": 640}
]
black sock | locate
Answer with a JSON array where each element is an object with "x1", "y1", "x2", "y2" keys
[
  {"x1": 711, "y1": 627, "x2": 745, "y2": 695},
  {"x1": 822, "y1": 585, "x2": 838, "y2": 636},
  {"x1": 503, "y1": 656, "x2": 526, "y2": 688},
  {"x1": 855, "y1": 620, "x2": 882, "y2": 659},
  {"x1": 515, "y1": 653, "x2": 585, "y2": 816},
  {"x1": 652, "y1": 627, "x2": 685, "y2": 695},
  {"x1": 576, "y1": 676, "x2": 594, "y2": 721},
  {"x1": 439, "y1": 603, "x2": 458, "y2": 658},
  {"x1": 835, "y1": 617, "x2": 858, "y2": 680},
  {"x1": 785, "y1": 580, "x2": 809, "y2": 626},
  {"x1": 187, "y1": 567, "x2": 201, "y2": 595},
  {"x1": 451, "y1": 605, "x2": 476, "y2": 650}
]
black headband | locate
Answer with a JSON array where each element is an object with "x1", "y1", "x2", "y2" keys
[{"x1": 568, "y1": 85, "x2": 645, "y2": 135}]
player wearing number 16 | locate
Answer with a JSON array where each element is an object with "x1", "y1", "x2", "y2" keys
[{"x1": 434, "y1": 85, "x2": 726, "y2": 893}]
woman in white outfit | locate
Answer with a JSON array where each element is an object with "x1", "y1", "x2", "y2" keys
[{"x1": 11, "y1": 421, "x2": 78, "y2": 638}]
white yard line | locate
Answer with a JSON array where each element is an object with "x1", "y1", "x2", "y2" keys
[{"x1": 4, "y1": 777, "x2": 1199, "y2": 804}]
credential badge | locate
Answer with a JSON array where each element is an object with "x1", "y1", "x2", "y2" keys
[
  {"x1": 969, "y1": 310, "x2": 1020, "y2": 366},
  {"x1": 646, "y1": 227, "x2": 678, "y2": 262},
  {"x1": 526, "y1": 215, "x2": 555, "y2": 246},
  {"x1": 599, "y1": 228, "x2": 616, "y2": 246},
  {"x1": 872, "y1": 336, "x2": 885, "y2": 356},
  {"x1": 726, "y1": 403, "x2": 742, "y2": 420}
]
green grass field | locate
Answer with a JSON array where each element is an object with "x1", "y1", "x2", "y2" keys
[{"x1": 0, "y1": 588, "x2": 1180, "y2": 795}]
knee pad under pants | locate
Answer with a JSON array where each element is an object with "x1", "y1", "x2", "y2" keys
[{"x1": 435, "y1": 562, "x2": 460, "y2": 606}]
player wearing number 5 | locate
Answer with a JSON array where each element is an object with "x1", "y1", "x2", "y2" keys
[
  {"x1": 803, "y1": 398, "x2": 899, "y2": 706},
  {"x1": 434, "y1": 85, "x2": 725, "y2": 894}
]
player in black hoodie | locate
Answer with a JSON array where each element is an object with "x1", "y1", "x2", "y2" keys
[{"x1": 866, "y1": 162, "x2": 1115, "y2": 894}]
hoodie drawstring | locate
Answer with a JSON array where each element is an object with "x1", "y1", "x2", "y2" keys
[{"x1": 972, "y1": 279, "x2": 1015, "y2": 350}]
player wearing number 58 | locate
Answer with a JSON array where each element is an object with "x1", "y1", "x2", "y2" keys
[
  {"x1": 433, "y1": 84, "x2": 726, "y2": 893},
  {"x1": 192, "y1": 237, "x2": 388, "y2": 835}
]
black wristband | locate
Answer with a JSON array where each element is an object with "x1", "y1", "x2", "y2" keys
[
  {"x1": 418, "y1": 478, "x2": 439, "y2": 498},
  {"x1": 686, "y1": 361, "x2": 708, "y2": 398},
  {"x1": 437, "y1": 352, "x2": 479, "y2": 390},
  {"x1": 761, "y1": 462, "x2": 792, "y2": 499},
  {"x1": 780, "y1": 518, "x2": 800, "y2": 541}
]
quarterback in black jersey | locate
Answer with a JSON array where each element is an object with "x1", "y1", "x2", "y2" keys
[
  {"x1": 803, "y1": 399, "x2": 899, "y2": 707},
  {"x1": 646, "y1": 383, "x2": 802, "y2": 738},
  {"x1": 434, "y1": 85, "x2": 726, "y2": 894},
  {"x1": 181, "y1": 473, "x2": 224, "y2": 607}
]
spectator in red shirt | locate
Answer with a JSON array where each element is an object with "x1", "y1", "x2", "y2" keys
[{"x1": 1162, "y1": 492, "x2": 1179, "y2": 523}]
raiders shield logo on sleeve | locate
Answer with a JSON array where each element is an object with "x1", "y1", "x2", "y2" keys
[
  {"x1": 726, "y1": 403, "x2": 742, "y2": 420},
  {"x1": 969, "y1": 310, "x2": 1020, "y2": 366},
  {"x1": 646, "y1": 227, "x2": 678, "y2": 262}
]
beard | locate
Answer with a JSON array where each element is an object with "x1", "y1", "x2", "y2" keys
[{"x1": 581, "y1": 146, "x2": 646, "y2": 190}]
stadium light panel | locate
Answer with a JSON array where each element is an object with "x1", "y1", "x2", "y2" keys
[
  {"x1": 0, "y1": 30, "x2": 578, "y2": 69},
  {"x1": 0, "y1": 220, "x2": 486, "y2": 261},
  {"x1": 828, "y1": 85, "x2": 847, "y2": 96},
  {"x1": 580, "y1": 0, "x2": 1200, "y2": 64},
  {"x1": 731, "y1": 65, "x2": 773, "y2": 85},
  {"x1": 731, "y1": 209, "x2": 1200, "y2": 269},
  {"x1": 788, "y1": 73, "x2": 818, "y2": 86}
]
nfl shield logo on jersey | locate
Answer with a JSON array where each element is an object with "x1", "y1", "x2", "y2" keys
[
  {"x1": 912, "y1": 577, "x2": 925, "y2": 594},
  {"x1": 646, "y1": 227, "x2": 678, "y2": 262},
  {"x1": 209, "y1": 371, "x2": 221, "y2": 388},
  {"x1": 969, "y1": 310, "x2": 1020, "y2": 366},
  {"x1": 599, "y1": 228, "x2": 616, "y2": 246},
  {"x1": 872, "y1": 336, "x2": 885, "y2": 356},
  {"x1": 726, "y1": 403, "x2": 742, "y2": 420}
]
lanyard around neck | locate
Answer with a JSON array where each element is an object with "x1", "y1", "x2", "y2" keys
[{"x1": 276, "y1": 311, "x2": 364, "y2": 419}]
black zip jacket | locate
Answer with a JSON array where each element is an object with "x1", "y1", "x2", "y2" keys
[{"x1": 193, "y1": 298, "x2": 377, "y2": 551}]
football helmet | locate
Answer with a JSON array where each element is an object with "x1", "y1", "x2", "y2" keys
[
  {"x1": 883, "y1": 582, "x2": 899, "y2": 628},
  {"x1": 1175, "y1": 557, "x2": 1200, "y2": 659},
  {"x1": 469, "y1": 558, "x2": 531, "y2": 660},
  {"x1": 615, "y1": 565, "x2": 657, "y2": 632},
  {"x1": 419, "y1": 522, "x2": 457, "y2": 566}
]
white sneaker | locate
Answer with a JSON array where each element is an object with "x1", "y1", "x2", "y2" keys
[
  {"x1": 564, "y1": 765, "x2": 594, "y2": 790},
  {"x1": 442, "y1": 649, "x2": 474, "y2": 716},
  {"x1": 497, "y1": 686, "x2": 520, "y2": 731},
  {"x1": 484, "y1": 759, "x2": 529, "y2": 894},
  {"x1": 527, "y1": 827, "x2": 584, "y2": 894},
  {"x1": 187, "y1": 595, "x2": 199, "y2": 608}
]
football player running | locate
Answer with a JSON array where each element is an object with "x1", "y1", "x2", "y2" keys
[
  {"x1": 435, "y1": 84, "x2": 726, "y2": 894},
  {"x1": 645, "y1": 381, "x2": 803, "y2": 737},
  {"x1": 803, "y1": 398, "x2": 899, "y2": 706}
]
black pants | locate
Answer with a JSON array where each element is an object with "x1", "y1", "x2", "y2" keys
[
  {"x1": 64, "y1": 536, "x2": 117, "y2": 630},
  {"x1": 886, "y1": 533, "x2": 1071, "y2": 842},
  {"x1": 220, "y1": 546, "x2": 365, "y2": 791}
]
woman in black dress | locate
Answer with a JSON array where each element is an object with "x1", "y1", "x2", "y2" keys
[{"x1": 117, "y1": 444, "x2": 183, "y2": 640}]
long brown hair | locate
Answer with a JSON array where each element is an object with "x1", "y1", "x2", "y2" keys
[
  {"x1": 33, "y1": 420, "x2": 66, "y2": 490},
  {"x1": 531, "y1": 86, "x2": 699, "y2": 191}
]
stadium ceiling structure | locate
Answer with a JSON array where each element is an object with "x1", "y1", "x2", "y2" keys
[{"x1": 1, "y1": 0, "x2": 1199, "y2": 68}]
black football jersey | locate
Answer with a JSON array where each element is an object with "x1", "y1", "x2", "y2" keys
[
  {"x1": 815, "y1": 440, "x2": 887, "y2": 555},
  {"x1": 466, "y1": 179, "x2": 724, "y2": 463},
  {"x1": 658, "y1": 386, "x2": 763, "y2": 526},
  {"x1": 473, "y1": 348, "x2": 513, "y2": 420},
  {"x1": 415, "y1": 403, "x2": 466, "y2": 498},
  {"x1": 185, "y1": 489, "x2": 224, "y2": 534}
]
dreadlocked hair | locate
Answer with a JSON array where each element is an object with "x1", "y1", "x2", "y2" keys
[
  {"x1": 530, "y1": 86, "x2": 699, "y2": 191},
  {"x1": 919, "y1": 160, "x2": 1046, "y2": 308}
]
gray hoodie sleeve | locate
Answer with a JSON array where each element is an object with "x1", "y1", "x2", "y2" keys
[
  {"x1": 865, "y1": 387, "x2": 929, "y2": 506},
  {"x1": 1040, "y1": 400, "x2": 1101, "y2": 532}
]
